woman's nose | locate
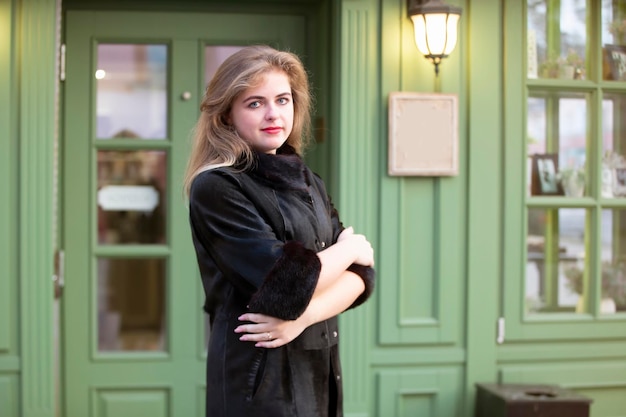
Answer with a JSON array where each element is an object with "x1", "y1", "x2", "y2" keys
[{"x1": 266, "y1": 104, "x2": 278, "y2": 120}]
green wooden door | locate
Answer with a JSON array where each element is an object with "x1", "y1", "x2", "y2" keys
[{"x1": 62, "y1": 11, "x2": 305, "y2": 417}]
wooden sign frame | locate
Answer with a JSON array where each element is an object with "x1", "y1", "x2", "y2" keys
[{"x1": 388, "y1": 92, "x2": 459, "y2": 176}]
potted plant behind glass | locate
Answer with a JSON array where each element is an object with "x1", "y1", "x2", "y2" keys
[
  {"x1": 564, "y1": 262, "x2": 626, "y2": 313},
  {"x1": 539, "y1": 50, "x2": 584, "y2": 80},
  {"x1": 539, "y1": 54, "x2": 560, "y2": 78},
  {"x1": 601, "y1": 262, "x2": 626, "y2": 312},
  {"x1": 564, "y1": 49, "x2": 584, "y2": 79},
  {"x1": 557, "y1": 167, "x2": 585, "y2": 197}
]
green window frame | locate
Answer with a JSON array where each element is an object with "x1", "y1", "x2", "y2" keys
[{"x1": 504, "y1": 0, "x2": 626, "y2": 341}]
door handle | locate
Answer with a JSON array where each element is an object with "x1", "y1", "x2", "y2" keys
[{"x1": 53, "y1": 250, "x2": 65, "y2": 299}]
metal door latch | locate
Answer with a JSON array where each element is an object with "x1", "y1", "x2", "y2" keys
[{"x1": 53, "y1": 250, "x2": 65, "y2": 299}]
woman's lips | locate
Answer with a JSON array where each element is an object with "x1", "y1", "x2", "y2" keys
[{"x1": 262, "y1": 127, "x2": 282, "y2": 134}]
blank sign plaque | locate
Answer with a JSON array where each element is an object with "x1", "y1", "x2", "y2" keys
[{"x1": 388, "y1": 92, "x2": 458, "y2": 176}]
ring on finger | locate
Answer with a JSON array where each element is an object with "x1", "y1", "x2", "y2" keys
[{"x1": 266, "y1": 332, "x2": 272, "y2": 340}]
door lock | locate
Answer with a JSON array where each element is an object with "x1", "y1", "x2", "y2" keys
[
  {"x1": 181, "y1": 91, "x2": 192, "y2": 101},
  {"x1": 53, "y1": 250, "x2": 65, "y2": 299}
]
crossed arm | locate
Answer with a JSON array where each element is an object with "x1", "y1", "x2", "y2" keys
[{"x1": 235, "y1": 227, "x2": 374, "y2": 348}]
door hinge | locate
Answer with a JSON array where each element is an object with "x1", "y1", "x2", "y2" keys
[
  {"x1": 53, "y1": 249, "x2": 65, "y2": 299},
  {"x1": 496, "y1": 317, "x2": 505, "y2": 344},
  {"x1": 59, "y1": 44, "x2": 66, "y2": 82}
]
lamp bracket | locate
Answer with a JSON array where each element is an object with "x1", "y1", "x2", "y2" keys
[{"x1": 407, "y1": 0, "x2": 462, "y2": 18}]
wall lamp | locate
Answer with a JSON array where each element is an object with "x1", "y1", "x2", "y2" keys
[{"x1": 407, "y1": 0, "x2": 462, "y2": 76}]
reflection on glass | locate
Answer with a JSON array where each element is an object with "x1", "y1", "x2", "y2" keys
[
  {"x1": 96, "y1": 44, "x2": 167, "y2": 139},
  {"x1": 602, "y1": 0, "x2": 623, "y2": 45},
  {"x1": 527, "y1": 1, "x2": 547, "y2": 78},
  {"x1": 600, "y1": 210, "x2": 626, "y2": 314},
  {"x1": 97, "y1": 150, "x2": 167, "y2": 244},
  {"x1": 527, "y1": 0, "x2": 586, "y2": 80},
  {"x1": 558, "y1": 96, "x2": 587, "y2": 196},
  {"x1": 526, "y1": 208, "x2": 586, "y2": 314},
  {"x1": 205, "y1": 45, "x2": 243, "y2": 87},
  {"x1": 602, "y1": 1, "x2": 626, "y2": 81},
  {"x1": 527, "y1": 94, "x2": 587, "y2": 197},
  {"x1": 97, "y1": 257, "x2": 167, "y2": 351},
  {"x1": 602, "y1": 94, "x2": 626, "y2": 198}
]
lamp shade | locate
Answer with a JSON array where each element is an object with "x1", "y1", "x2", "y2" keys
[{"x1": 408, "y1": 0, "x2": 462, "y2": 74}]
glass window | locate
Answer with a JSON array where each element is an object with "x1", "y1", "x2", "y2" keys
[
  {"x1": 97, "y1": 257, "x2": 167, "y2": 351},
  {"x1": 525, "y1": 1, "x2": 626, "y2": 318},
  {"x1": 602, "y1": 93, "x2": 626, "y2": 198},
  {"x1": 599, "y1": 209, "x2": 626, "y2": 313},
  {"x1": 527, "y1": 93, "x2": 588, "y2": 198},
  {"x1": 97, "y1": 150, "x2": 167, "y2": 245},
  {"x1": 96, "y1": 44, "x2": 168, "y2": 139},
  {"x1": 204, "y1": 45, "x2": 242, "y2": 87},
  {"x1": 602, "y1": 1, "x2": 626, "y2": 81},
  {"x1": 528, "y1": 0, "x2": 586, "y2": 80},
  {"x1": 526, "y1": 208, "x2": 587, "y2": 314}
]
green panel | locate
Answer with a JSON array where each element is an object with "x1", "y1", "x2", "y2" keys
[
  {"x1": 67, "y1": 11, "x2": 306, "y2": 44},
  {"x1": 500, "y1": 361, "x2": 626, "y2": 417},
  {"x1": 498, "y1": 340, "x2": 626, "y2": 362},
  {"x1": 399, "y1": 180, "x2": 435, "y2": 319},
  {"x1": 93, "y1": 389, "x2": 169, "y2": 417},
  {"x1": 377, "y1": 367, "x2": 463, "y2": 417},
  {"x1": 577, "y1": 386, "x2": 626, "y2": 417},
  {"x1": 0, "y1": 375, "x2": 19, "y2": 417},
  {"x1": 18, "y1": 0, "x2": 57, "y2": 416},
  {"x1": 0, "y1": 0, "x2": 15, "y2": 354},
  {"x1": 378, "y1": 0, "x2": 464, "y2": 349},
  {"x1": 196, "y1": 386, "x2": 205, "y2": 417},
  {"x1": 464, "y1": 0, "x2": 501, "y2": 412},
  {"x1": 335, "y1": 1, "x2": 379, "y2": 415},
  {"x1": 168, "y1": 37, "x2": 203, "y2": 371}
]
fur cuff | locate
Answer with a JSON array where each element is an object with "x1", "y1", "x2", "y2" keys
[
  {"x1": 346, "y1": 264, "x2": 376, "y2": 309},
  {"x1": 248, "y1": 241, "x2": 321, "y2": 320}
]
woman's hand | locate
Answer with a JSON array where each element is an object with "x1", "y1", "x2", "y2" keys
[
  {"x1": 235, "y1": 313, "x2": 309, "y2": 348},
  {"x1": 337, "y1": 226, "x2": 374, "y2": 267}
]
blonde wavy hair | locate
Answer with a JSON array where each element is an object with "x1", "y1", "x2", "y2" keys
[{"x1": 183, "y1": 45, "x2": 313, "y2": 196}]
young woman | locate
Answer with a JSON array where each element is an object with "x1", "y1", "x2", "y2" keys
[{"x1": 184, "y1": 45, "x2": 375, "y2": 417}]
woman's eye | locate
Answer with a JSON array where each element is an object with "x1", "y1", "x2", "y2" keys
[
  {"x1": 248, "y1": 101, "x2": 261, "y2": 108},
  {"x1": 277, "y1": 97, "x2": 289, "y2": 105}
]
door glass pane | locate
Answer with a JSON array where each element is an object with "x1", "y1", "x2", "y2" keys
[
  {"x1": 600, "y1": 209, "x2": 626, "y2": 314},
  {"x1": 97, "y1": 257, "x2": 167, "y2": 351},
  {"x1": 602, "y1": 93, "x2": 626, "y2": 198},
  {"x1": 97, "y1": 150, "x2": 167, "y2": 244},
  {"x1": 602, "y1": 1, "x2": 626, "y2": 81},
  {"x1": 527, "y1": 93, "x2": 587, "y2": 197},
  {"x1": 204, "y1": 45, "x2": 242, "y2": 87},
  {"x1": 527, "y1": 208, "x2": 586, "y2": 314},
  {"x1": 96, "y1": 44, "x2": 167, "y2": 139},
  {"x1": 528, "y1": 0, "x2": 586, "y2": 80}
]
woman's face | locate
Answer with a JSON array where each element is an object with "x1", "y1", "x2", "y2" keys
[{"x1": 229, "y1": 70, "x2": 294, "y2": 154}]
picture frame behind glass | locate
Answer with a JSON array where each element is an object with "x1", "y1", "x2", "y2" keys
[
  {"x1": 604, "y1": 45, "x2": 626, "y2": 81},
  {"x1": 531, "y1": 153, "x2": 562, "y2": 196},
  {"x1": 612, "y1": 167, "x2": 626, "y2": 197}
]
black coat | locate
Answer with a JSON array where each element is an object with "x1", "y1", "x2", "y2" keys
[{"x1": 189, "y1": 147, "x2": 374, "y2": 417}]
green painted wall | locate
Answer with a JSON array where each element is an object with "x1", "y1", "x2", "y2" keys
[
  {"x1": 0, "y1": 0, "x2": 57, "y2": 416},
  {"x1": 0, "y1": 0, "x2": 19, "y2": 413},
  {"x1": 465, "y1": 0, "x2": 500, "y2": 412},
  {"x1": 19, "y1": 0, "x2": 57, "y2": 410}
]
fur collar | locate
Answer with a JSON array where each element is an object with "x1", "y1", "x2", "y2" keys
[{"x1": 248, "y1": 144, "x2": 309, "y2": 191}]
